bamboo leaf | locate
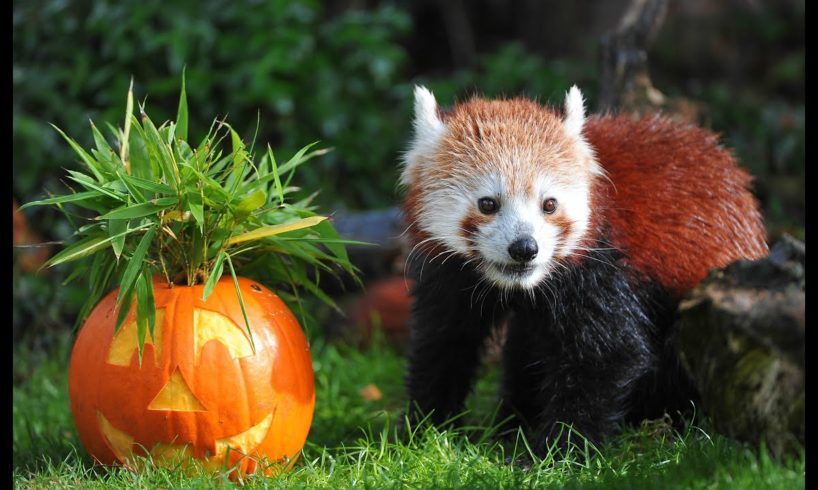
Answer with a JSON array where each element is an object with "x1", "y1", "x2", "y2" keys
[
  {"x1": 115, "y1": 286, "x2": 135, "y2": 335},
  {"x1": 135, "y1": 271, "x2": 151, "y2": 364},
  {"x1": 45, "y1": 235, "x2": 111, "y2": 268},
  {"x1": 18, "y1": 191, "x2": 102, "y2": 210},
  {"x1": 176, "y1": 161, "x2": 232, "y2": 202},
  {"x1": 116, "y1": 224, "x2": 158, "y2": 307},
  {"x1": 98, "y1": 197, "x2": 178, "y2": 220},
  {"x1": 62, "y1": 262, "x2": 89, "y2": 286},
  {"x1": 176, "y1": 68, "x2": 189, "y2": 141},
  {"x1": 128, "y1": 117, "x2": 153, "y2": 180},
  {"x1": 109, "y1": 219, "x2": 127, "y2": 259},
  {"x1": 232, "y1": 189, "x2": 266, "y2": 220},
  {"x1": 202, "y1": 250, "x2": 226, "y2": 301},
  {"x1": 121, "y1": 78, "x2": 134, "y2": 169},
  {"x1": 226, "y1": 254, "x2": 255, "y2": 353},
  {"x1": 186, "y1": 191, "x2": 204, "y2": 229},
  {"x1": 90, "y1": 121, "x2": 118, "y2": 173},
  {"x1": 75, "y1": 256, "x2": 116, "y2": 329},
  {"x1": 228, "y1": 127, "x2": 247, "y2": 192},
  {"x1": 143, "y1": 268, "x2": 157, "y2": 340},
  {"x1": 312, "y1": 219, "x2": 350, "y2": 263},
  {"x1": 66, "y1": 173, "x2": 126, "y2": 201},
  {"x1": 267, "y1": 144, "x2": 284, "y2": 205},
  {"x1": 50, "y1": 124, "x2": 107, "y2": 182},
  {"x1": 116, "y1": 171, "x2": 147, "y2": 202},
  {"x1": 277, "y1": 141, "x2": 320, "y2": 175},
  {"x1": 141, "y1": 114, "x2": 180, "y2": 189},
  {"x1": 225, "y1": 216, "x2": 327, "y2": 245},
  {"x1": 119, "y1": 172, "x2": 174, "y2": 195},
  {"x1": 190, "y1": 225, "x2": 205, "y2": 277}
]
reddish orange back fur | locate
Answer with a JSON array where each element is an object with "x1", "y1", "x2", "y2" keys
[{"x1": 584, "y1": 114, "x2": 768, "y2": 296}]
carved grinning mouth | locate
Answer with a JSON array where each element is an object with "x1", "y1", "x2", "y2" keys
[{"x1": 98, "y1": 410, "x2": 274, "y2": 467}]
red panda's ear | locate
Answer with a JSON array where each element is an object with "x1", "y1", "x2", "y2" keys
[
  {"x1": 563, "y1": 85, "x2": 603, "y2": 175},
  {"x1": 401, "y1": 86, "x2": 446, "y2": 186},
  {"x1": 412, "y1": 85, "x2": 444, "y2": 141},
  {"x1": 563, "y1": 85, "x2": 586, "y2": 138}
]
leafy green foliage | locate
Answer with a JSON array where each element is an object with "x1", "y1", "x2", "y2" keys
[
  {"x1": 13, "y1": 0, "x2": 411, "y2": 211},
  {"x1": 22, "y1": 79, "x2": 360, "y2": 351}
]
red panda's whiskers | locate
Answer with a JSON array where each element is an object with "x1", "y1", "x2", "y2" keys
[{"x1": 564, "y1": 251, "x2": 619, "y2": 270}]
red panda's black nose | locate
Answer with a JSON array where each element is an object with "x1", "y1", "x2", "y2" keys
[{"x1": 508, "y1": 236, "x2": 538, "y2": 263}]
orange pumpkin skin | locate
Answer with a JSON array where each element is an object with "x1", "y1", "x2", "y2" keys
[{"x1": 68, "y1": 276, "x2": 315, "y2": 476}]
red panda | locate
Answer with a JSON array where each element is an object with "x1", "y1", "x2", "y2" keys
[{"x1": 400, "y1": 85, "x2": 768, "y2": 451}]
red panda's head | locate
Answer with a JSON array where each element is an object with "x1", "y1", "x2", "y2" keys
[{"x1": 401, "y1": 86, "x2": 603, "y2": 290}]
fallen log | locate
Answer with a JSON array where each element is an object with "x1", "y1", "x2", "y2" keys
[{"x1": 676, "y1": 235, "x2": 805, "y2": 457}]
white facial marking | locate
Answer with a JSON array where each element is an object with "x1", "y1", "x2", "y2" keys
[
  {"x1": 418, "y1": 182, "x2": 476, "y2": 256},
  {"x1": 477, "y1": 193, "x2": 557, "y2": 289},
  {"x1": 465, "y1": 173, "x2": 591, "y2": 290}
]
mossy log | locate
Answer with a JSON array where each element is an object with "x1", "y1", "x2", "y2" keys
[{"x1": 677, "y1": 235, "x2": 805, "y2": 457}]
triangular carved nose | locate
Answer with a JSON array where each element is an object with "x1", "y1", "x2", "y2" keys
[{"x1": 148, "y1": 368, "x2": 206, "y2": 412}]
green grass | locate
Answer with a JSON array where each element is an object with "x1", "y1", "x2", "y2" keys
[{"x1": 13, "y1": 328, "x2": 804, "y2": 489}]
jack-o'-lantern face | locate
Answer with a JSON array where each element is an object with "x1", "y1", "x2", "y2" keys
[{"x1": 68, "y1": 277, "x2": 315, "y2": 476}]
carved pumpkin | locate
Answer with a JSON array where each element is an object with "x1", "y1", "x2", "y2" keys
[{"x1": 68, "y1": 276, "x2": 315, "y2": 476}]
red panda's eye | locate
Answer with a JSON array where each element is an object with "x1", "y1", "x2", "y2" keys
[
  {"x1": 543, "y1": 198, "x2": 558, "y2": 214},
  {"x1": 478, "y1": 197, "x2": 499, "y2": 214}
]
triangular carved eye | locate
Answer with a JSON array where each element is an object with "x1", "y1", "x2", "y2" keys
[
  {"x1": 193, "y1": 308, "x2": 254, "y2": 365},
  {"x1": 107, "y1": 310, "x2": 165, "y2": 367}
]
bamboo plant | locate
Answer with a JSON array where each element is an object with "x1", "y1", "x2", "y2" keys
[{"x1": 21, "y1": 76, "x2": 360, "y2": 356}]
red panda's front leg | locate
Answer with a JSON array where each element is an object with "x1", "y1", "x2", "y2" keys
[
  {"x1": 499, "y1": 253, "x2": 672, "y2": 452},
  {"x1": 405, "y1": 256, "x2": 501, "y2": 427}
]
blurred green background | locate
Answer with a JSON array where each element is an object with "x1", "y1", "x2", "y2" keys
[{"x1": 13, "y1": 0, "x2": 804, "y2": 346}]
